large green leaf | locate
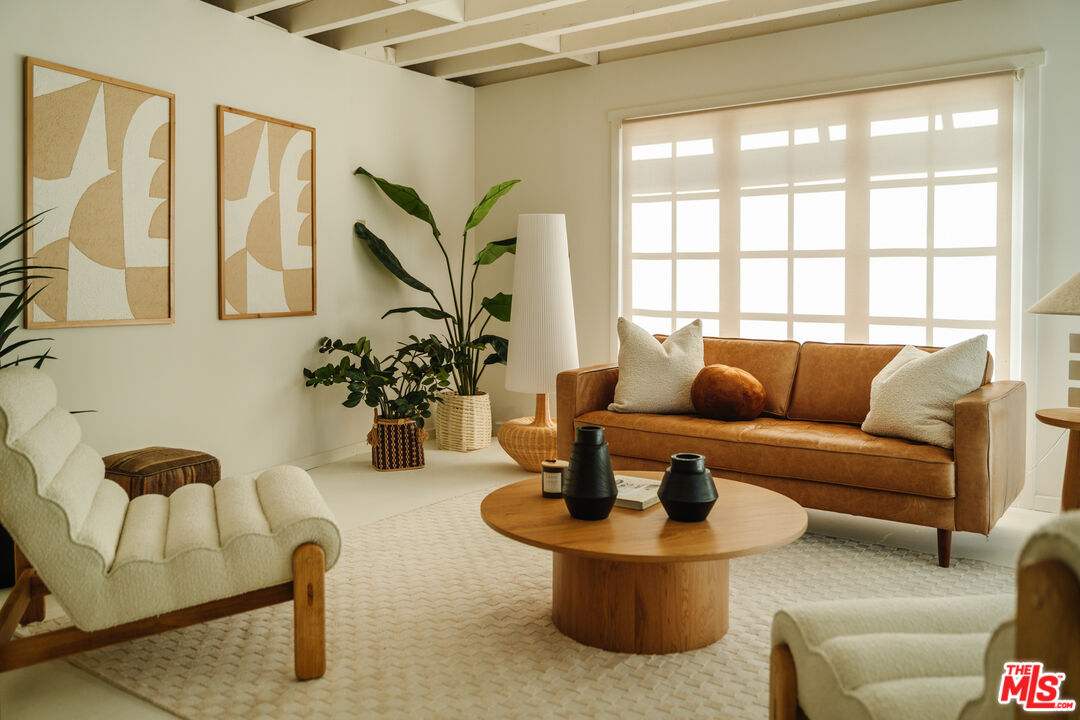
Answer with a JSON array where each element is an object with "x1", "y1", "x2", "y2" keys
[
  {"x1": 31, "y1": 350, "x2": 55, "y2": 369},
  {"x1": 0, "y1": 336, "x2": 53, "y2": 358},
  {"x1": 355, "y1": 166, "x2": 440, "y2": 239},
  {"x1": 464, "y1": 179, "x2": 520, "y2": 232},
  {"x1": 481, "y1": 292, "x2": 512, "y2": 322},
  {"x1": 0, "y1": 285, "x2": 44, "y2": 336},
  {"x1": 355, "y1": 222, "x2": 433, "y2": 294},
  {"x1": 382, "y1": 306, "x2": 453, "y2": 321},
  {"x1": 476, "y1": 334, "x2": 508, "y2": 365},
  {"x1": 474, "y1": 237, "x2": 516, "y2": 266},
  {"x1": 0, "y1": 211, "x2": 47, "y2": 250}
]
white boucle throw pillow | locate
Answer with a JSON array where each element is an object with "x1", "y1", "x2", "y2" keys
[
  {"x1": 609, "y1": 317, "x2": 704, "y2": 414},
  {"x1": 861, "y1": 334, "x2": 988, "y2": 449}
]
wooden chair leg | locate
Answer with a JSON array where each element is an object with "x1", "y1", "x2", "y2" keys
[
  {"x1": 937, "y1": 529, "x2": 952, "y2": 568},
  {"x1": 770, "y1": 643, "x2": 799, "y2": 720},
  {"x1": 1016, "y1": 558, "x2": 1080, "y2": 720},
  {"x1": 293, "y1": 543, "x2": 326, "y2": 681},
  {"x1": 0, "y1": 570, "x2": 35, "y2": 644},
  {"x1": 13, "y1": 546, "x2": 44, "y2": 624}
]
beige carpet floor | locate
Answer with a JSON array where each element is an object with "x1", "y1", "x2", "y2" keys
[{"x1": 40, "y1": 488, "x2": 1014, "y2": 719}]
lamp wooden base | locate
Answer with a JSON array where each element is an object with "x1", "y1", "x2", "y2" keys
[{"x1": 497, "y1": 394, "x2": 557, "y2": 472}]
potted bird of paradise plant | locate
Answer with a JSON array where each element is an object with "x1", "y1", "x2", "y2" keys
[{"x1": 354, "y1": 167, "x2": 519, "y2": 452}]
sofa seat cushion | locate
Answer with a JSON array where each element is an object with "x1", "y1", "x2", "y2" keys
[
  {"x1": 577, "y1": 411, "x2": 956, "y2": 499},
  {"x1": 772, "y1": 595, "x2": 1012, "y2": 720}
]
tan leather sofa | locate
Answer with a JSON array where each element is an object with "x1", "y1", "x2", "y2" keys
[{"x1": 556, "y1": 338, "x2": 1027, "y2": 567}]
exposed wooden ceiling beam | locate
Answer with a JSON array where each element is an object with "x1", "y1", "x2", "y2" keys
[
  {"x1": 417, "y1": 0, "x2": 922, "y2": 78},
  {"x1": 261, "y1": 0, "x2": 411, "y2": 35},
  {"x1": 314, "y1": 12, "x2": 456, "y2": 50},
  {"x1": 564, "y1": 0, "x2": 894, "y2": 52},
  {"x1": 329, "y1": 0, "x2": 592, "y2": 51},
  {"x1": 393, "y1": 0, "x2": 725, "y2": 67},
  {"x1": 460, "y1": 57, "x2": 590, "y2": 86},
  {"x1": 568, "y1": 52, "x2": 599, "y2": 65},
  {"x1": 421, "y1": 0, "x2": 466, "y2": 22},
  {"x1": 259, "y1": 0, "x2": 590, "y2": 39},
  {"x1": 520, "y1": 35, "x2": 562, "y2": 53},
  {"x1": 409, "y1": 45, "x2": 556, "y2": 78},
  {"x1": 460, "y1": 0, "x2": 591, "y2": 22},
  {"x1": 199, "y1": 0, "x2": 961, "y2": 86},
  {"x1": 205, "y1": 0, "x2": 300, "y2": 17}
]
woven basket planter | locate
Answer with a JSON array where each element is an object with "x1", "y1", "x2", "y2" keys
[
  {"x1": 366, "y1": 414, "x2": 427, "y2": 471},
  {"x1": 435, "y1": 391, "x2": 492, "y2": 452}
]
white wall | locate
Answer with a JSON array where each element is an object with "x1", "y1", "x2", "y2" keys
[
  {"x1": 474, "y1": 0, "x2": 1080, "y2": 509},
  {"x1": 1, "y1": 0, "x2": 475, "y2": 475}
]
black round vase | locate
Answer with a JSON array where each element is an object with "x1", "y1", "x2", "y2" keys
[
  {"x1": 562, "y1": 426, "x2": 617, "y2": 521},
  {"x1": 658, "y1": 453, "x2": 718, "y2": 522}
]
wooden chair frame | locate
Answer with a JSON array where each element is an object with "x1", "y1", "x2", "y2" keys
[
  {"x1": 770, "y1": 487, "x2": 1080, "y2": 719},
  {"x1": 0, "y1": 542, "x2": 326, "y2": 680}
]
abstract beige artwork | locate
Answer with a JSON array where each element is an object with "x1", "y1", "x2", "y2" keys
[
  {"x1": 24, "y1": 58, "x2": 174, "y2": 328},
  {"x1": 218, "y1": 106, "x2": 315, "y2": 319}
]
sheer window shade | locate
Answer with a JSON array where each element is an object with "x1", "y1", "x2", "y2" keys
[{"x1": 621, "y1": 72, "x2": 1015, "y2": 376}]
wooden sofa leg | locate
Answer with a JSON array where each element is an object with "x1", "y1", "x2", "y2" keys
[
  {"x1": 13, "y1": 546, "x2": 44, "y2": 624},
  {"x1": 937, "y1": 529, "x2": 952, "y2": 568},
  {"x1": 770, "y1": 644, "x2": 799, "y2": 720},
  {"x1": 293, "y1": 543, "x2": 326, "y2": 681}
]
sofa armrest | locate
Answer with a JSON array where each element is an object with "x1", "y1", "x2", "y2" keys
[
  {"x1": 556, "y1": 364, "x2": 618, "y2": 460},
  {"x1": 953, "y1": 380, "x2": 1026, "y2": 534}
]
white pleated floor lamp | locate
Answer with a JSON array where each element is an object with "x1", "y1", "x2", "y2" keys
[{"x1": 497, "y1": 214, "x2": 579, "y2": 471}]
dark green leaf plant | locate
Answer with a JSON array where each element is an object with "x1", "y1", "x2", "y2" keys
[
  {"x1": 0, "y1": 212, "x2": 63, "y2": 369},
  {"x1": 303, "y1": 334, "x2": 454, "y2": 427},
  {"x1": 354, "y1": 168, "x2": 519, "y2": 396}
]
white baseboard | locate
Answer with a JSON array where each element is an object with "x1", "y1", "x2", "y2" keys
[
  {"x1": 289, "y1": 442, "x2": 369, "y2": 472},
  {"x1": 1032, "y1": 494, "x2": 1064, "y2": 513}
]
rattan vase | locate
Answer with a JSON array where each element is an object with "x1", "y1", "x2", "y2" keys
[
  {"x1": 366, "y1": 413, "x2": 427, "y2": 471},
  {"x1": 435, "y1": 391, "x2": 493, "y2": 452}
]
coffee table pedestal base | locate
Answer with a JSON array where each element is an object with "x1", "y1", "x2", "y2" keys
[{"x1": 551, "y1": 553, "x2": 729, "y2": 654}]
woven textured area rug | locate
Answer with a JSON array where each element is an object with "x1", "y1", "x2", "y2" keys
[{"x1": 49, "y1": 487, "x2": 1013, "y2": 719}]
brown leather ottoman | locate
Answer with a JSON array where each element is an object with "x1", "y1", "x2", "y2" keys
[{"x1": 103, "y1": 447, "x2": 221, "y2": 498}]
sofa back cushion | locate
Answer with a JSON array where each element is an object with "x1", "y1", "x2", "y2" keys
[
  {"x1": 657, "y1": 336, "x2": 800, "y2": 416},
  {"x1": 787, "y1": 342, "x2": 994, "y2": 425}
]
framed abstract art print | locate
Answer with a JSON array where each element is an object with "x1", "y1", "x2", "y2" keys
[
  {"x1": 217, "y1": 106, "x2": 316, "y2": 320},
  {"x1": 24, "y1": 57, "x2": 175, "y2": 327}
]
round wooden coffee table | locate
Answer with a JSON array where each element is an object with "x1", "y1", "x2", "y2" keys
[{"x1": 480, "y1": 471, "x2": 807, "y2": 654}]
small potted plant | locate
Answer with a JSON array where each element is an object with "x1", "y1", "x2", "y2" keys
[{"x1": 303, "y1": 335, "x2": 453, "y2": 471}]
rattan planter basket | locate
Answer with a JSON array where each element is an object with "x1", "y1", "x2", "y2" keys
[
  {"x1": 366, "y1": 414, "x2": 427, "y2": 471},
  {"x1": 435, "y1": 391, "x2": 492, "y2": 452}
]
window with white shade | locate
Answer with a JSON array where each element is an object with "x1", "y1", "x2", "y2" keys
[{"x1": 621, "y1": 73, "x2": 1016, "y2": 375}]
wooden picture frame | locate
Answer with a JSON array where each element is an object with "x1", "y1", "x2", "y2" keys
[
  {"x1": 217, "y1": 106, "x2": 316, "y2": 320},
  {"x1": 24, "y1": 57, "x2": 175, "y2": 328}
]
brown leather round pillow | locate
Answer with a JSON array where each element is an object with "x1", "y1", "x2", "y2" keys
[{"x1": 691, "y1": 364, "x2": 766, "y2": 421}]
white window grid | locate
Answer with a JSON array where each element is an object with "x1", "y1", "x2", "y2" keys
[{"x1": 621, "y1": 73, "x2": 1015, "y2": 376}]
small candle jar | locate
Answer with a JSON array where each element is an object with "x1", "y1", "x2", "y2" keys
[{"x1": 540, "y1": 459, "x2": 568, "y2": 498}]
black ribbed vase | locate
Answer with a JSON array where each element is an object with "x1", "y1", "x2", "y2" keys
[
  {"x1": 658, "y1": 453, "x2": 718, "y2": 522},
  {"x1": 562, "y1": 426, "x2": 617, "y2": 521}
]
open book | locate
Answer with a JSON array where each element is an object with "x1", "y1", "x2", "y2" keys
[{"x1": 614, "y1": 474, "x2": 661, "y2": 510}]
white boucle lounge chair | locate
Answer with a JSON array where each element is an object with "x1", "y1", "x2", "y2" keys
[
  {"x1": 768, "y1": 507, "x2": 1080, "y2": 719},
  {"x1": 0, "y1": 367, "x2": 341, "y2": 679}
]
